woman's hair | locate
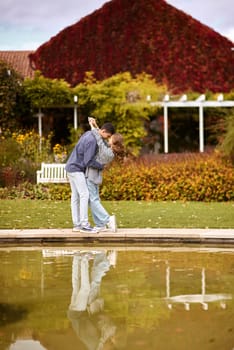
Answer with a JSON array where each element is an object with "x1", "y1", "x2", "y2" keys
[{"x1": 111, "y1": 133, "x2": 125, "y2": 160}]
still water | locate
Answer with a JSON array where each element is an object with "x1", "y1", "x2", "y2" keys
[{"x1": 0, "y1": 245, "x2": 233, "y2": 350}]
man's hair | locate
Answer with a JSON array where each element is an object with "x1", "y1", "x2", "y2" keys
[{"x1": 101, "y1": 122, "x2": 115, "y2": 135}]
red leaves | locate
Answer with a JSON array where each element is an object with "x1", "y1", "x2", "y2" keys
[{"x1": 29, "y1": 0, "x2": 234, "y2": 92}]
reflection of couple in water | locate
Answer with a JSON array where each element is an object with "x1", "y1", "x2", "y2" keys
[{"x1": 67, "y1": 250, "x2": 118, "y2": 350}]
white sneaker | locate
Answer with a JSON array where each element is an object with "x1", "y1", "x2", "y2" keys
[
  {"x1": 72, "y1": 226, "x2": 81, "y2": 232},
  {"x1": 94, "y1": 226, "x2": 107, "y2": 232},
  {"x1": 107, "y1": 215, "x2": 117, "y2": 233}
]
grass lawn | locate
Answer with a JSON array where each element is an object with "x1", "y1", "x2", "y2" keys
[{"x1": 0, "y1": 199, "x2": 233, "y2": 229}]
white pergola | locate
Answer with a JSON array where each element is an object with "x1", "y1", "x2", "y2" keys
[{"x1": 150, "y1": 94, "x2": 234, "y2": 153}]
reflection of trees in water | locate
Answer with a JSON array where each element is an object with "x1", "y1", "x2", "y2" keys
[
  {"x1": 0, "y1": 303, "x2": 28, "y2": 327},
  {"x1": 0, "y1": 303, "x2": 28, "y2": 350},
  {"x1": 102, "y1": 252, "x2": 171, "y2": 330},
  {"x1": 1, "y1": 248, "x2": 233, "y2": 350},
  {"x1": 102, "y1": 251, "x2": 234, "y2": 332}
]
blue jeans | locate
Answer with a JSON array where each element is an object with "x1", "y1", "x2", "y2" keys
[
  {"x1": 87, "y1": 179, "x2": 109, "y2": 227},
  {"x1": 67, "y1": 172, "x2": 89, "y2": 227}
]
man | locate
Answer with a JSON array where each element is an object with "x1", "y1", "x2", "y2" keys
[{"x1": 65, "y1": 122, "x2": 115, "y2": 233}]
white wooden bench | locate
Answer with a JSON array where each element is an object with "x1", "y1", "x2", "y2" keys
[{"x1": 37, "y1": 163, "x2": 69, "y2": 184}]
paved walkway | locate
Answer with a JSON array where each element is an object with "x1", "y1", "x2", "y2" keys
[{"x1": 0, "y1": 228, "x2": 234, "y2": 244}]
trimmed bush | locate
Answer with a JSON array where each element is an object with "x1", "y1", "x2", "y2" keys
[
  {"x1": 0, "y1": 152, "x2": 233, "y2": 202},
  {"x1": 101, "y1": 152, "x2": 234, "y2": 202}
]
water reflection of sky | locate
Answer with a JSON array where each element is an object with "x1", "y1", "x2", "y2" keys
[{"x1": 9, "y1": 340, "x2": 46, "y2": 350}]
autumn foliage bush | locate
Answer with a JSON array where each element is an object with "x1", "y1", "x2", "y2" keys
[
  {"x1": 0, "y1": 152, "x2": 233, "y2": 202},
  {"x1": 100, "y1": 152, "x2": 233, "y2": 201}
]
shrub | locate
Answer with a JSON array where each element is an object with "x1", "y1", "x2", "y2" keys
[
  {"x1": 0, "y1": 182, "x2": 71, "y2": 200},
  {"x1": 0, "y1": 129, "x2": 54, "y2": 187},
  {"x1": 100, "y1": 152, "x2": 234, "y2": 202},
  {"x1": 12, "y1": 130, "x2": 53, "y2": 164},
  {"x1": 0, "y1": 136, "x2": 23, "y2": 186},
  {"x1": 0, "y1": 152, "x2": 233, "y2": 202},
  {"x1": 218, "y1": 115, "x2": 234, "y2": 163}
]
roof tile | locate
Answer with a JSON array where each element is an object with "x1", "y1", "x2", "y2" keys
[{"x1": 0, "y1": 50, "x2": 35, "y2": 79}]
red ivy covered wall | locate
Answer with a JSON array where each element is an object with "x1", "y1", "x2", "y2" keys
[{"x1": 29, "y1": 0, "x2": 234, "y2": 93}]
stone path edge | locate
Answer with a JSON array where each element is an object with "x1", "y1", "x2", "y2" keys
[{"x1": 0, "y1": 228, "x2": 234, "y2": 244}]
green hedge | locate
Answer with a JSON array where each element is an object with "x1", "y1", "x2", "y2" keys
[{"x1": 0, "y1": 153, "x2": 233, "y2": 202}]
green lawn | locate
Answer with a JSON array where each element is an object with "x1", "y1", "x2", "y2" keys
[{"x1": 0, "y1": 200, "x2": 233, "y2": 229}]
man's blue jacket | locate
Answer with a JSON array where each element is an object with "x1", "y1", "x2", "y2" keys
[{"x1": 65, "y1": 131, "x2": 104, "y2": 173}]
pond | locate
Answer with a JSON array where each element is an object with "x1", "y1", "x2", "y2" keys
[{"x1": 0, "y1": 245, "x2": 233, "y2": 350}]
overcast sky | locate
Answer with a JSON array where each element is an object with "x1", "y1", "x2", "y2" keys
[{"x1": 1, "y1": 0, "x2": 233, "y2": 51}]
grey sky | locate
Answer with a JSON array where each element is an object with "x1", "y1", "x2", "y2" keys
[{"x1": 0, "y1": 0, "x2": 233, "y2": 50}]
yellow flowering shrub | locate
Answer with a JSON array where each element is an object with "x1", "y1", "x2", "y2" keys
[
  {"x1": 53, "y1": 144, "x2": 67, "y2": 163},
  {"x1": 0, "y1": 129, "x2": 53, "y2": 187},
  {"x1": 12, "y1": 130, "x2": 53, "y2": 163}
]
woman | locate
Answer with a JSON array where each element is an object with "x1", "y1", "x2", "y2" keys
[{"x1": 86, "y1": 118, "x2": 124, "y2": 232}]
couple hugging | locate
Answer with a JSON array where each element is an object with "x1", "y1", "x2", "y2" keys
[{"x1": 65, "y1": 118, "x2": 124, "y2": 233}]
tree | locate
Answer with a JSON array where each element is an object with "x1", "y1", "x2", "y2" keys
[
  {"x1": 0, "y1": 61, "x2": 24, "y2": 129},
  {"x1": 74, "y1": 72, "x2": 166, "y2": 155},
  {"x1": 22, "y1": 71, "x2": 74, "y2": 144},
  {"x1": 218, "y1": 113, "x2": 234, "y2": 163},
  {"x1": 23, "y1": 71, "x2": 72, "y2": 108}
]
